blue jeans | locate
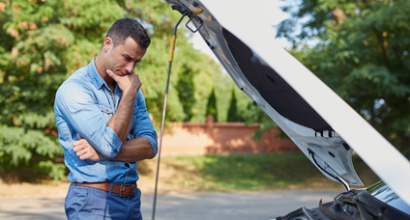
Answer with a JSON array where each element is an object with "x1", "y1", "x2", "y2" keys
[{"x1": 65, "y1": 183, "x2": 142, "y2": 220}]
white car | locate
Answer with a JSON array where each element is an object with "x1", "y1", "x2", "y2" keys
[{"x1": 164, "y1": 1, "x2": 410, "y2": 219}]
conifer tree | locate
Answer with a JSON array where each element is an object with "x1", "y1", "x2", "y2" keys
[
  {"x1": 227, "y1": 89, "x2": 241, "y2": 122},
  {"x1": 205, "y1": 88, "x2": 218, "y2": 122},
  {"x1": 177, "y1": 64, "x2": 195, "y2": 122}
]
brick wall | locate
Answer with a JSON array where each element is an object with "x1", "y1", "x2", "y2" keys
[{"x1": 160, "y1": 116, "x2": 298, "y2": 156}]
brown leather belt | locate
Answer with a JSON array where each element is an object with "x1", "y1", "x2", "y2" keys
[{"x1": 75, "y1": 182, "x2": 137, "y2": 197}]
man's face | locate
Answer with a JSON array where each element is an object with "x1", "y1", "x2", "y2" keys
[{"x1": 105, "y1": 36, "x2": 146, "y2": 76}]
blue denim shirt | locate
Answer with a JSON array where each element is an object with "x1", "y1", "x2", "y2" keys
[{"x1": 54, "y1": 59, "x2": 158, "y2": 184}]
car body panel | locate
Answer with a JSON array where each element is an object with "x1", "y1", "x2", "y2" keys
[{"x1": 163, "y1": 0, "x2": 410, "y2": 205}]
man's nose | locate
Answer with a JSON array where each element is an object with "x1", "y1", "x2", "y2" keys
[{"x1": 125, "y1": 62, "x2": 136, "y2": 73}]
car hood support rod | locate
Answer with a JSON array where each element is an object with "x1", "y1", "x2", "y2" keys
[{"x1": 151, "y1": 12, "x2": 187, "y2": 220}]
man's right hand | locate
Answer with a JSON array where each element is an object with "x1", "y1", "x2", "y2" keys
[
  {"x1": 105, "y1": 69, "x2": 139, "y2": 143},
  {"x1": 106, "y1": 69, "x2": 141, "y2": 94}
]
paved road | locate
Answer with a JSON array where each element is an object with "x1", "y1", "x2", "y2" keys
[{"x1": 0, "y1": 190, "x2": 339, "y2": 220}]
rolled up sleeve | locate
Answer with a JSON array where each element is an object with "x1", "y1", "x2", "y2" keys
[
  {"x1": 131, "y1": 91, "x2": 158, "y2": 156},
  {"x1": 55, "y1": 81, "x2": 122, "y2": 158}
]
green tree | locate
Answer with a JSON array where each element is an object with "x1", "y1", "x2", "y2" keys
[
  {"x1": 227, "y1": 88, "x2": 242, "y2": 122},
  {"x1": 277, "y1": 0, "x2": 410, "y2": 154},
  {"x1": 205, "y1": 87, "x2": 218, "y2": 122},
  {"x1": 176, "y1": 64, "x2": 196, "y2": 122},
  {"x1": 0, "y1": 0, "x2": 131, "y2": 181},
  {"x1": 0, "y1": 0, "x2": 227, "y2": 181}
]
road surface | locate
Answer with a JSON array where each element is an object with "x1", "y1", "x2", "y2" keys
[{"x1": 0, "y1": 190, "x2": 339, "y2": 220}]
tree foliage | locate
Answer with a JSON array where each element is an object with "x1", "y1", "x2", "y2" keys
[
  {"x1": 176, "y1": 64, "x2": 196, "y2": 122},
  {"x1": 277, "y1": 0, "x2": 410, "y2": 154},
  {"x1": 205, "y1": 87, "x2": 218, "y2": 122},
  {"x1": 227, "y1": 88, "x2": 242, "y2": 122},
  {"x1": 0, "y1": 0, "x2": 229, "y2": 181}
]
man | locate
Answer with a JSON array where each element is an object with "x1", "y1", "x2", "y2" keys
[{"x1": 54, "y1": 18, "x2": 158, "y2": 220}]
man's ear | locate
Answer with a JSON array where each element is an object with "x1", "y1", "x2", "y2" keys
[{"x1": 102, "y1": 37, "x2": 113, "y2": 51}]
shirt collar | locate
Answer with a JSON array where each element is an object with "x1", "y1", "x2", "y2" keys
[{"x1": 87, "y1": 58, "x2": 106, "y2": 90}]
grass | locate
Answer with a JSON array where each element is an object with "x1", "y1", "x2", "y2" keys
[
  {"x1": 0, "y1": 152, "x2": 383, "y2": 197},
  {"x1": 138, "y1": 153, "x2": 379, "y2": 193}
]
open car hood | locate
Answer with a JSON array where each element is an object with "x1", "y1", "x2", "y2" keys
[{"x1": 164, "y1": 0, "x2": 410, "y2": 205}]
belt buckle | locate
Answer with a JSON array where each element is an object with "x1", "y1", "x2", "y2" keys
[{"x1": 119, "y1": 184, "x2": 133, "y2": 197}]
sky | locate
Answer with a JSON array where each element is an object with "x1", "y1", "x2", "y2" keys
[{"x1": 190, "y1": 0, "x2": 290, "y2": 59}]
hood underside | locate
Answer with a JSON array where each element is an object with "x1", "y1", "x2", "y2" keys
[{"x1": 164, "y1": 0, "x2": 410, "y2": 205}]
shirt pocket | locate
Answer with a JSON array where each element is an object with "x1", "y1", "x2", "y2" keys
[{"x1": 97, "y1": 104, "x2": 113, "y2": 122}]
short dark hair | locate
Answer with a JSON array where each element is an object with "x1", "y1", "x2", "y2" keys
[{"x1": 106, "y1": 18, "x2": 151, "y2": 49}]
